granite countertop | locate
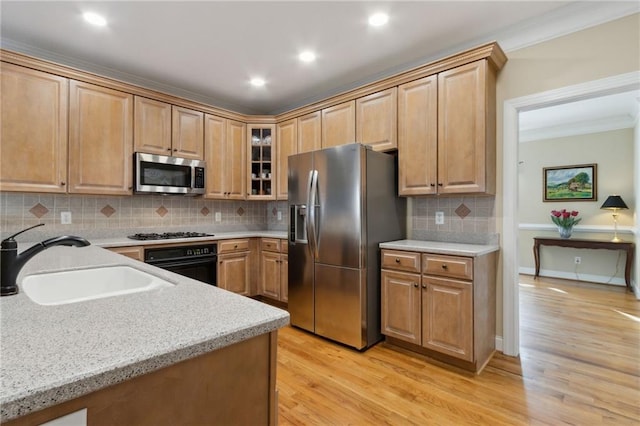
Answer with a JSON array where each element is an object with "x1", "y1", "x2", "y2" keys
[
  {"x1": 0, "y1": 244, "x2": 290, "y2": 422},
  {"x1": 380, "y1": 239, "x2": 500, "y2": 257},
  {"x1": 91, "y1": 230, "x2": 288, "y2": 248}
]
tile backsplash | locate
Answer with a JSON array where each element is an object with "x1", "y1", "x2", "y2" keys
[
  {"x1": 1, "y1": 192, "x2": 496, "y2": 244},
  {"x1": 0, "y1": 192, "x2": 277, "y2": 239},
  {"x1": 410, "y1": 195, "x2": 498, "y2": 245}
]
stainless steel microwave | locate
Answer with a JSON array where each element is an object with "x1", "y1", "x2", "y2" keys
[{"x1": 134, "y1": 152, "x2": 206, "y2": 196}]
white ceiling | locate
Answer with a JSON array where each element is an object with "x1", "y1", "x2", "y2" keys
[{"x1": 1, "y1": 1, "x2": 638, "y2": 115}]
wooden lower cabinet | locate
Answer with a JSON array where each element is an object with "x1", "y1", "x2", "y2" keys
[
  {"x1": 5, "y1": 332, "x2": 278, "y2": 426},
  {"x1": 258, "y1": 239, "x2": 288, "y2": 303},
  {"x1": 381, "y1": 249, "x2": 496, "y2": 373},
  {"x1": 106, "y1": 246, "x2": 143, "y2": 262},
  {"x1": 217, "y1": 239, "x2": 252, "y2": 296}
]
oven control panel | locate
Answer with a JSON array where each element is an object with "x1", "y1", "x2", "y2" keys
[{"x1": 145, "y1": 243, "x2": 217, "y2": 262}]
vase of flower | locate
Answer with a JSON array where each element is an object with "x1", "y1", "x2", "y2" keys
[
  {"x1": 550, "y1": 209, "x2": 581, "y2": 239},
  {"x1": 557, "y1": 226, "x2": 573, "y2": 239}
]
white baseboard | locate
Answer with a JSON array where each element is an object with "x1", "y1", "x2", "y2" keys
[
  {"x1": 495, "y1": 335, "x2": 503, "y2": 353},
  {"x1": 519, "y1": 267, "x2": 626, "y2": 286}
]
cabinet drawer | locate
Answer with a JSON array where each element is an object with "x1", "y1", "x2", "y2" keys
[
  {"x1": 381, "y1": 250, "x2": 421, "y2": 273},
  {"x1": 281, "y1": 239, "x2": 288, "y2": 254},
  {"x1": 218, "y1": 239, "x2": 250, "y2": 253},
  {"x1": 261, "y1": 238, "x2": 280, "y2": 252},
  {"x1": 422, "y1": 254, "x2": 473, "y2": 280}
]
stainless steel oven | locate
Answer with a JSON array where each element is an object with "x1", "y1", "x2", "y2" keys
[{"x1": 144, "y1": 243, "x2": 217, "y2": 286}]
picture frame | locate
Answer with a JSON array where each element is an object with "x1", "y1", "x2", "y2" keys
[{"x1": 543, "y1": 164, "x2": 597, "y2": 202}]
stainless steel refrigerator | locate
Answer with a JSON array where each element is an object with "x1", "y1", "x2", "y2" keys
[{"x1": 288, "y1": 144, "x2": 406, "y2": 350}]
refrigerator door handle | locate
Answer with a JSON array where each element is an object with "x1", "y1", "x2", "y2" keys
[{"x1": 308, "y1": 169, "x2": 319, "y2": 260}]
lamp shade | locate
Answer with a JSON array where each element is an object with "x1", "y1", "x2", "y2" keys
[{"x1": 600, "y1": 195, "x2": 628, "y2": 210}]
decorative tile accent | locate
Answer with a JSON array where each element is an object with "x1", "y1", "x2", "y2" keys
[
  {"x1": 100, "y1": 204, "x2": 116, "y2": 218},
  {"x1": 200, "y1": 206, "x2": 210, "y2": 216},
  {"x1": 156, "y1": 205, "x2": 168, "y2": 217},
  {"x1": 455, "y1": 203, "x2": 471, "y2": 219},
  {"x1": 237, "y1": 207, "x2": 245, "y2": 216},
  {"x1": 272, "y1": 207, "x2": 277, "y2": 216},
  {"x1": 29, "y1": 203, "x2": 49, "y2": 218}
]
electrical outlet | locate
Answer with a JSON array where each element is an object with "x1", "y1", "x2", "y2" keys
[
  {"x1": 574, "y1": 256, "x2": 581, "y2": 264},
  {"x1": 435, "y1": 211, "x2": 444, "y2": 225},
  {"x1": 60, "y1": 211, "x2": 72, "y2": 225},
  {"x1": 215, "y1": 212, "x2": 222, "y2": 222},
  {"x1": 277, "y1": 210, "x2": 282, "y2": 221}
]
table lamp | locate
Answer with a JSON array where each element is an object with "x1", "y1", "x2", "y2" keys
[{"x1": 600, "y1": 195, "x2": 628, "y2": 242}]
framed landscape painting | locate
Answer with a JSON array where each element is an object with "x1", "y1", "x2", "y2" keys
[{"x1": 543, "y1": 164, "x2": 597, "y2": 202}]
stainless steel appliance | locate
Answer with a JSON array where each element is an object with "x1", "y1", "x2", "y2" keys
[
  {"x1": 288, "y1": 144, "x2": 406, "y2": 350},
  {"x1": 144, "y1": 243, "x2": 217, "y2": 286},
  {"x1": 134, "y1": 152, "x2": 206, "y2": 196},
  {"x1": 128, "y1": 232, "x2": 215, "y2": 241}
]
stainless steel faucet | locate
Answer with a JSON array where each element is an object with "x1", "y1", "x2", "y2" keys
[{"x1": 1, "y1": 224, "x2": 91, "y2": 296}]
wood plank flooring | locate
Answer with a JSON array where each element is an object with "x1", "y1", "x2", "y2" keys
[{"x1": 276, "y1": 275, "x2": 640, "y2": 425}]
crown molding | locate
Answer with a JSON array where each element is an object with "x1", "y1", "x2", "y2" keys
[{"x1": 519, "y1": 114, "x2": 637, "y2": 142}]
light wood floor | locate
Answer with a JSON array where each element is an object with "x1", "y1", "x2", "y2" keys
[{"x1": 276, "y1": 275, "x2": 640, "y2": 425}]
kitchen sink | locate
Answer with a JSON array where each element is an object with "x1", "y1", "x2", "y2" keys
[{"x1": 22, "y1": 265, "x2": 175, "y2": 306}]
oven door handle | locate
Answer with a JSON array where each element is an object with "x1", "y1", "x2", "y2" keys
[{"x1": 146, "y1": 256, "x2": 217, "y2": 269}]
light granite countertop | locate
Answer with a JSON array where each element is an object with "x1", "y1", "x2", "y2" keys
[
  {"x1": 380, "y1": 239, "x2": 500, "y2": 257},
  {"x1": 0, "y1": 243, "x2": 290, "y2": 422},
  {"x1": 88, "y1": 230, "x2": 288, "y2": 248}
]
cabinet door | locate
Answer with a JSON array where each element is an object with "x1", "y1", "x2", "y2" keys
[
  {"x1": 226, "y1": 120, "x2": 247, "y2": 199},
  {"x1": 68, "y1": 80, "x2": 133, "y2": 195},
  {"x1": 397, "y1": 75, "x2": 438, "y2": 196},
  {"x1": 381, "y1": 270, "x2": 421, "y2": 345},
  {"x1": 107, "y1": 246, "x2": 143, "y2": 261},
  {"x1": 134, "y1": 96, "x2": 172, "y2": 155},
  {"x1": 422, "y1": 276, "x2": 473, "y2": 361},
  {"x1": 276, "y1": 119, "x2": 297, "y2": 200},
  {"x1": 356, "y1": 88, "x2": 397, "y2": 152},
  {"x1": 218, "y1": 252, "x2": 250, "y2": 296},
  {"x1": 260, "y1": 251, "x2": 281, "y2": 299},
  {"x1": 437, "y1": 60, "x2": 488, "y2": 194},
  {"x1": 1, "y1": 63, "x2": 68, "y2": 193},
  {"x1": 280, "y1": 254, "x2": 288, "y2": 303},
  {"x1": 171, "y1": 106, "x2": 204, "y2": 159},
  {"x1": 247, "y1": 125, "x2": 275, "y2": 200},
  {"x1": 298, "y1": 111, "x2": 321, "y2": 153},
  {"x1": 204, "y1": 114, "x2": 226, "y2": 199},
  {"x1": 321, "y1": 101, "x2": 355, "y2": 148}
]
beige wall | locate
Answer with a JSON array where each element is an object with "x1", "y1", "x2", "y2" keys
[{"x1": 495, "y1": 13, "x2": 640, "y2": 332}]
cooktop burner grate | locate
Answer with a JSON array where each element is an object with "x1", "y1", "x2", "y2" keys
[{"x1": 127, "y1": 232, "x2": 215, "y2": 241}]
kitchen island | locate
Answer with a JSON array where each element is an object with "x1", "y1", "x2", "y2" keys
[{"x1": 0, "y1": 245, "x2": 289, "y2": 424}]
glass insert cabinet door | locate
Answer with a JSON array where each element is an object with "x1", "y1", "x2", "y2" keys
[{"x1": 248, "y1": 125, "x2": 275, "y2": 199}]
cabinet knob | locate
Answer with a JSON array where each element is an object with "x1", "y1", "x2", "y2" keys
[
  {"x1": 441, "y1": 264, "x2": 448, "y2": 269},
  {"x1": 422, "y1": 284, "x2": 427, "y2": 289},
  {"x1": 395, "y1": 258, "x2": 400, "y2": 263},
  {"x1": 173, "y1": 148, "x2": 178, "y2": 152},
  {"x1": 430, "y1": 183, "x2": 435, "y2": 187},
  {"x1": 60, "y1": 181, "x2": 66, "y2": 186},
  {"x1": 234, "y1": 245, "x2": 238, "y2": 249},
  {"x1": 413, "y1": 283, "x2": 418, "y2": 288},
  {"x1": 438, "y1": 183, "x2": 443, "y2": 187},
  {"x1": 128, "y1": 186, "x2": 133, "y2": 190},
  {"x1": 167, "y1": 148, "x2": 171, "y2": 151}
]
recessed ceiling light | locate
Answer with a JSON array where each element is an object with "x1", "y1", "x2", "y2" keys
[
  {"x1": 368, "y1": 12, "x2": 389, "y2": 27},
  {"x1": 299, "y1": 51, "x2": 316, "y2": 63},
  {"x1": 250, "y1": 78, "x2": 265, "y2": 87},
  {"x1": 83, "y1": 12, "x2": 107, "y2": 27}
]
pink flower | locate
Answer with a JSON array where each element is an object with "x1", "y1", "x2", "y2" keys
[
  {"x1": 571, "y1": 211, "x2": 579, "y2": 216},
  {"x1": 562, "y1": 211, "x2": 570, "y2": 219},
  {"x1": 551, "y1": 210, "x2": 561, "y2": 217}
]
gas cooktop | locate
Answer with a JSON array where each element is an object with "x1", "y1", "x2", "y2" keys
[{"x1": 127, "y1": 232, "x2": 215, "y2": 241}]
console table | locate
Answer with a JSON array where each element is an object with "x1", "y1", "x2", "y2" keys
[{"x1": 533, "y1": 237, "x2": 635, "y2": 291}]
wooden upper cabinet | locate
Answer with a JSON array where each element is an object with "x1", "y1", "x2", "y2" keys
[
  {"x1": 438, "y1": 60, "x2": 494, "y2": 194},
  {"x1": 321, "y1": 100, "x2": 355, "y2": 148},
  {"x1": 356, "y1": 88, "x2": 397, "y2": 152},
  {"x1": 398, "y1": 59, "x2": 496, "y2": 196},
  {"x1": 172, "y1": 106, "x2": 204, "y2": 160},
  {"x1": 247, "y1": 124, "x2": 275, "y2": 200},
  {"x1": 204, "y1": 114, "x2": 226, "y2": 199},
  {"x1": 226, "y1": 119, "x2": 247, "y2": 200},
  {"x1": 68, "y1": 80, "x2": 133, "y2": 195},
  {"x1": 0, "y1": 63, "x2": 68, "y2": 193},
  {"x1": 276, "y1": 119, "x2": 297, "y2": 200},
  {"x1": 133, "y1": 96, "x2": 172, "y2": 155},
  {"x1": 298, "y1": 111, "x2": 321, "y2": 154},
  {"x1": 398, "y1": 75, "x2": 438, "y2": 196}
]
